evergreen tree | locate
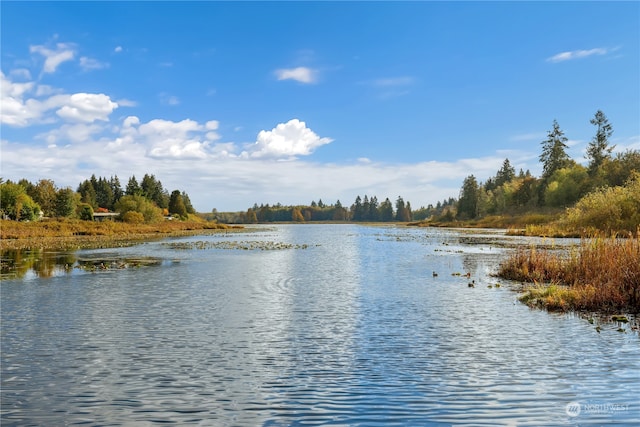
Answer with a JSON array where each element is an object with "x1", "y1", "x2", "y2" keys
[
  {"x1": 495, "y1": 158, "x2": 516, "y2": 187},
  {"x1": 351, "y1": 195, "x2": 364, "y2": 221},
  {"x1": 95, "y1": 177, "x2": 114, "y2": 210},
  {"x1": 182, "y1": 191, "x2": 196, "y2": 214},
  {"x1": 110, "y1": 175, "x2": 124, "y2": 205},
  {"x1": 540, "y1": 120, "x2": 570, "y2": 181},
  {"x1": 77, "y1": 179, "x2": 97, "y2": 208},
  {"x1": 362, "y1": 195, "x2": 370, "y2": 221},
  {"x1": 395, "y1": 196, "x2": 409, "y2": 221},
  {"x1": 587, "y1": 110, "x2": 614, "y2": 176},
  {"x1": 126, "y1": 175, "x2": 141, "y2": 196},
  {"x1": 457, "y1": 175, "x2": 479, "y2": 219},
  {"x1": 369, "y1": 196, "x2": 379, "y2": 221},
  {"x1": 140, "y1": 174, "x2": 168, "y2": 208},
  {"x1": 379, "y1": 198, "x2": 394, "y2": 222},
  {"x1": 168, "y1": 190, "x2": 187, "y2": 217}
]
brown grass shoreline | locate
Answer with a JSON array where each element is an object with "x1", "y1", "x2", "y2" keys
[
  {"x1": 497, "y1": 235, "x2": 640, "y2": 314},
  {"x1": 0, "y1": 219, "x2": 243, "y2": 251}
]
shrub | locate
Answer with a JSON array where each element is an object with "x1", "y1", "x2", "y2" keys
[
  {"x1": 122, "y1": 211, "x2": 145, "y2": 224},
  {"x1": 115, "y1": 195, "x2": 163, "y2": 223},
  {"x1": 78, "y1": 203, "x2": 94, "y2": 221},
  {"x1": 564, "y1": 172, "x2": 640, "y2": 234}
]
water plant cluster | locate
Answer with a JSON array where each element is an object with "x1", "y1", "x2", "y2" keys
[
  {"x1": 498, "y1": 235, "x2": 640, "y2": 313},
  {"x1": 162, "y1": 240, "x2": 313, "y2": 251}
]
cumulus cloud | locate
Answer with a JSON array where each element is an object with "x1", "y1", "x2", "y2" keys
[
  {"x1": 0, "y1": 71, "x2": 39, "y2": 126},
  {"x1": 1, "y1": 72, "x2": 119, "y2": 126},
  {"x1": 30, "y1": 42, "x2": 76, "y2": 73},
  {"x1": 245, "y1": 119, "x2": 333, "y2": 159},
  {"x1": 134, "y1": 118, "x2": 211, "y2": 159},
  {"x1": 546, "y1": 48, "x2": 609, "y2": 63},
  {"x1": 56, "y1": 93, "x2": 118, "y2": 123},
  {"x1": 37, "y1": 123, "x2": 106, "y2": 145},
  {"x1": 114, "y1": 46, "x2": 123, "y2": 53},
  {"x1": 275, "y1": 67, "x2": 317, "y2": 84}
]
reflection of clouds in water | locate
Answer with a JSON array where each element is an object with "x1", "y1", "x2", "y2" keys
[{"x1": 206, "y1": 224, "x2": 363, "y2": 418}]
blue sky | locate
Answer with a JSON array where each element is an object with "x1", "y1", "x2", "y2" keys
[{"x1": 1, "y1": 1, "x2": 638, "y2": 211}]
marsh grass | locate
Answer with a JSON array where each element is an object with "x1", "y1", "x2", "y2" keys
[
  {"x1": 0, "y1": 218, "x2": 236, "y2": 250},
  {"x1": 499, "y1": 235, "x2": 640, "y2": 313}
]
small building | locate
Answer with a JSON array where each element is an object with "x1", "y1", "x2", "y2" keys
[{"x1": 93, "y1": 212, "x2": 120, "y2": 222}]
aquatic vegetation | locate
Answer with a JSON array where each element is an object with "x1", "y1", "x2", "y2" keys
[
  {"x1": 499, "y1": 235, "x2": 640, "y2": 313},
  {"x1": 162, "y1": 240, "x2": 314, "y2": 251},
  {"x1": 611, "y1": 314, "x2": 629, "y2": 323}
]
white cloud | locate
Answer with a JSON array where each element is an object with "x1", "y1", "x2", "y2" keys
[
  {"x1": 35, "y1": 85, "x2": 61, "y2": 97},
  {"x1": 364, "y1": 76, "x2": 415, "y2": 99},
  {"x1": 371, "y1": 76, "x2": 414, "y2": 87},
  {"x1": 1, "y1": 72, "x2": 119, "y2": 127},
  {"x1": 136, "y1": 118, "x2": 210, "y2": 159},
  {"x1": 115, "y1": 98, "x2": 137, "y2": 107},
  {"x1": 30, "y1": 42, "x2": 76, "y2": 73},
  {"x1": 245, "y1": 119, "x2": 333, "y2": 159},
  {"x1": 0, "y1": 71, "x2": 38, "y2": 126},
  {"x1": 114, "y1": 46, "x2": 123, "y2": 53},
  {"x1": 275, "y1": 67, "x2": 317, "y2": 84},
  {"x1": 79, "y1": 56, "x2": 109, "y2": 71},
  {"x1": 546, "y1": 48, "x2": 609, "y2": 63},
  {"x1": 10, "y1": 68, "x2": 32, "y2": 80},
  {"x1": 37, "y1": 123, "x2": 105, "y2": 145},
  {"x1": 56, "y1": 93, "x2": 118, "y2": 123},
  {"x1": 159, "y1": 92, "x2": 180, "y2": 106}
]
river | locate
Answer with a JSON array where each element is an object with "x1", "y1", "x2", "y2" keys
[{"x1": 1, "y1": 224, "x2": 638, "y2": 425}]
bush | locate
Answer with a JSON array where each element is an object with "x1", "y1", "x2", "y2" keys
[
  {"x1": 78, "y1": 203, "x2": 94, "y2": 221},
  {"x1": 115, "y1": 195, "x2": 163, "y2": 223},
  {"x1": 122, "y1": 211, "x2": 145, "y2": 224},
  {"x1": 564, "y1": 172, "x2": 640, "y2": 234}
]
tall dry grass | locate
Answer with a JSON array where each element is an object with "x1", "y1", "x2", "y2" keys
[
  {"x1": 0, "y1": 218, "x2": 233, "y2": 250},
  {"x1": 498, "y1": 235, "x2": 640, "y2": 312}
]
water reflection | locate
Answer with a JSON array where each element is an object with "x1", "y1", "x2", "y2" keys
[
  {"x1": 1, "y1": 225, "x2": 639, "y2": 426},
  {"x1": 1, "y1": 249, "x2": 76, "y2": 279}
]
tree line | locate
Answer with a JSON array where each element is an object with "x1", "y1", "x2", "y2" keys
[
  {"x1": 0, "y1": 173, "x2": 196, "y2": 222},
  {"x1": 218, "y1": 195, "x2": 415, "y2": 224},
  {"x1": 453, "y1": 110, "x2": 640, "y2": 220}
]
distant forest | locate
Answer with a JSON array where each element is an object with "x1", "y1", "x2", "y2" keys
[{"x1": 2, "y1": 110, "x2": 639, "y2": 228}]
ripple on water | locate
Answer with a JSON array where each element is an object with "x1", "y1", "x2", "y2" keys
[{"x1": 1, "y1": 225, "x2": 639, "y2": 426}]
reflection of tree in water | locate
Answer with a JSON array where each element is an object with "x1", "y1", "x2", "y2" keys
[{"x1": 1, "y1": 250, "x2": 76, "y2": 279}]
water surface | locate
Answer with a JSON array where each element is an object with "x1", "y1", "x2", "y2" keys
[{"x1": 1, "y1": 225, "x2": 638, "y2": 425}]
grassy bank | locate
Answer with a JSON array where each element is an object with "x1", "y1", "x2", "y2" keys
[
  {"x1": 0, "y1": 218, "x2": 239, "y2": 251},
  {"x1": 498, "y1": 235, "x2": 640, "y2": 313}
]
